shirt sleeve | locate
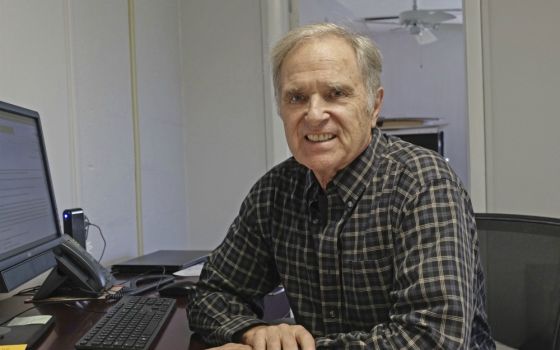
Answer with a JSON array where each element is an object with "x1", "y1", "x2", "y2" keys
[
  {"x1": 187, "y1": 184, "x2": 280, "y2": 346},
  {"x1": 315, "y1": 178, "x2": 483, "y2": 349}
]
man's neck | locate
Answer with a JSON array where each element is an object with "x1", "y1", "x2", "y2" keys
[{"x1": 313, "y1": 171, "x2": 335, "y2": 190}]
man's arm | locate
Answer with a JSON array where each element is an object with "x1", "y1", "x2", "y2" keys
[
  {"x1": 314, "y1": 179, "x2": 484, "y2": 349},
  {"x1": 187, "y1": 186, "x2": 282, "y2": 346}
]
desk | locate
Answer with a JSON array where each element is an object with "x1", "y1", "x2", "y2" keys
[
  {"x1": 1, "y1": 287, "x2": 289, "y2": 349},
  {"x1": 0, "y1": 294, "x2": 206, "y2": 349}
]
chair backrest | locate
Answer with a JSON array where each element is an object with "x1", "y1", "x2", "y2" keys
[{"x1": 476, "y1": 213, "x2": 560, "y2": 350}]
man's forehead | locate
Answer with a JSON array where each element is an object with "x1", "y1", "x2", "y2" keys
[
  {"x1": 279, "y1": 37, "x2": 361, "y2": 90},
  {"x1": 281, "y1": 41, "x2": 358, "y2": 80}
]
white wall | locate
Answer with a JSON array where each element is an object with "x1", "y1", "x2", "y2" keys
[
  {"x1": 135, "y1": 0, "x2": 188, "y2": 252},
  {"x1": 69, "y1": 0, "x2": 138, "y2": 263},
  {"x1": 0, "y1": 0, "x2": 190, "y2": 268},
  {"x1": 181, "y1": 0, "x2": 268, "y2": 249},
  {"x1": 481, "y1": 0, "x2": 560, "y2": 217},
  {"x1": 0, "y1": 0, "x2": 288, "y2": 286},
  {"x1": 0, "y1": 0, "x2": 74, "y2": 211}
]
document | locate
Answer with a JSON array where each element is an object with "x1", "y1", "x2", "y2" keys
[{"x1": 173, "y1": 262, "x2": 204, "y2": 277}]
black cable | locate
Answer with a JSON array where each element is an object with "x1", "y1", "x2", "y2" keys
[
  {"x1": 151, "y1": 266, "x2": 168, "y2": 292},
  {"x1": 106, "y1": 266, "x2": 169, "y2": 301},
  {"x1": 88, "y1": 223, "x2": 106, "y2": 262},
  {"x1": 83, "y1": 215, "x2": 107, "y2": 262},
  {"x1": 60, "y1": 301, "x2": 107, "y2": 314}
]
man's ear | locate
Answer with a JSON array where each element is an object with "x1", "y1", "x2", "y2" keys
[{"x1": 371, "y1": 87, "x2": 384, "y2": 128}]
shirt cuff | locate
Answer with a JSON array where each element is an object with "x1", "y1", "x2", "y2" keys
[{"x1": 208, "y1": 316, "x2": 268, "y2": 345}]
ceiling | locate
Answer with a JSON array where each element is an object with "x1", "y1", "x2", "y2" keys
[{"x1": 299, "y1": 0, "x2": 463, "y2": 32}]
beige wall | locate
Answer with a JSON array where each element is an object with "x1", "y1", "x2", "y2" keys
[
  {"x1": 481, "y1": 0, "x2": 560, "y2": 217},
  {"x1": 0, "y1": 0, "x2": 289, "y2": 285},
  {"x1": 182, "y1": 0, "x2": 268, "y2": 249},
  {"x1": 1, "y1": 0, "x2": 188, "y2": 264}
]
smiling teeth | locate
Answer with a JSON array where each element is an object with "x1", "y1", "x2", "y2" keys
[{"x1": 307, "y1": 134, "x2": 335, "y2": 142}]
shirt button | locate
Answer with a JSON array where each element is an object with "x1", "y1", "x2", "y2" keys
[
  {"x1": 346, "y1": 201, "x2": 353, "y2": 209},
  {"x1": 312, "y1": 218, "x2": 319, "y2": 225},
  {"x1": 328, "y1": 310, "x2": 337, "y2": 319}
]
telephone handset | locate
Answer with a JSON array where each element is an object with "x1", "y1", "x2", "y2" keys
[{"x1": 33, "y1": 234, "x2": 115, "y2": 300}]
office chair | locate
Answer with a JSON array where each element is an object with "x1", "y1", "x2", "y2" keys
[{"x1": 476, "y1": 213, "x2": 560, "y2": 350}]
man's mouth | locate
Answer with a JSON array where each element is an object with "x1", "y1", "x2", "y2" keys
[{"x1": 306, "y1": 134, "x2": 335, "y2": 142}]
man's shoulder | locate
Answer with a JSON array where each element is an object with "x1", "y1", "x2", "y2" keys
[
  {"x1": 382, "y1": 134, "x2": 461, "y2": 187},
  {"x1": 251, "y1": 157, "x2": 307, "y2": 193},
  {"x1": 261, "y1": 157, "x2": 305, "y2": 181}
]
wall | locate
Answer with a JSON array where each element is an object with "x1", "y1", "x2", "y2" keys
[
  {"x1": 0, "y1": 0, "x2": 288, "y2": 287},
  {"x1": 481, "y1": 0, "x2": 560, "y2": 217},
  {"x1": 68, "y1": 0, "x2": 138, "y2": 263},
  {"x1": 181, "y1": 0, "x2": 268, "y2": 249},
  {"x1": 135, "y1": 0, "x2": 188, "y2": 252},
  {"x1": 0, "y1": 0, "x2": 189, "y2": 268},
  {"x1": 0, "y1": 0, "x2": 74, "y2": 212}
]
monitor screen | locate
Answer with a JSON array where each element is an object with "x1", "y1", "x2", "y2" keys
[{"x1": 0, "y1": 101, "x2": 62, "y2": 292}]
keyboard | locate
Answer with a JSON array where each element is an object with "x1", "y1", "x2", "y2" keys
[{"x1": 75, "y1": 295, "x2": 176, "y2": 350}]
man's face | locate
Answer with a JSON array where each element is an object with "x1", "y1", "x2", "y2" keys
[{"x1": 278, "y1": 36, "x2": 383, "y2": 187}]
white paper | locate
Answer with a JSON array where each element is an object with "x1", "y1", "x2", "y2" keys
[
  {"x1": 7, "y1": 315, "x2": 52, "y2": 327},
  {"x1": 173, "y1": 262, "x2": 204, "y2": 277}
]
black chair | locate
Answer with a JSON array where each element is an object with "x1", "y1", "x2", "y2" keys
[{"x1": 476, "y1": 213, "x2": 560, "y2": 350}]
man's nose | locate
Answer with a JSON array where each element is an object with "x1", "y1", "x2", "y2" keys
[{"x1": 305, "y1": 95, "x2": 328, "y2": 123}]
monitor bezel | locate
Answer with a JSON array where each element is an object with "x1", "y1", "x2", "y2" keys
[{"x1": 0, "y1": 100, "x2": 63, "y2": 292}]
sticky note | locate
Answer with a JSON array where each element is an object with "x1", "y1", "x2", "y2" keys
[{"x1": 0, "y1": 345, "x2": 27, "y2": 350}]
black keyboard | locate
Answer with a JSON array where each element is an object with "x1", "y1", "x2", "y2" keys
[{"x1": 75, "y1": 295, "x2": 176, "y2": 350}]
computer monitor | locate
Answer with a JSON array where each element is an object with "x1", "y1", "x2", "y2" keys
[{"x1": 0, "y1": 100, "x2": 62, "y2": 293}]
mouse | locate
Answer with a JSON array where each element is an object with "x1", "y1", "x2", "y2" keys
[{"x1": 158, "y1": 279, "x2": 196, "y2": 297}]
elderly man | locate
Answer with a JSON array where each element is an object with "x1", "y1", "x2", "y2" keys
[{"x1": 187, "y1": 23, "x2": 495, "y2": 350}]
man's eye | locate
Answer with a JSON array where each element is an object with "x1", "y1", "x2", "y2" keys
[
  {"x1": 330, "y1": 89, "x2": 346, "y2": 99},
  {"x1": 288, "y1": 94, "x2": 305, "y2": 104}
]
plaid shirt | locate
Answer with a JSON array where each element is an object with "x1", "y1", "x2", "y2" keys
[{"x1": 188, "y1": 128, "x2": 495, "y2": 349}]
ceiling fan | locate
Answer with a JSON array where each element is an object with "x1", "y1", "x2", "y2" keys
[{"x1": 363, "y1": 0, "x2": 461, "y2": 44}]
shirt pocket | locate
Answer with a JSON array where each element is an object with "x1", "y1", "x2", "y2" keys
[{"x1": 341, "y1": 255, "x2": 394, "y2": 329}]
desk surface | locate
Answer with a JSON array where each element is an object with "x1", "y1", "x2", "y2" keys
[
  {"x1": 1, "y1": 294, "x2": 207, "y2": 350},
  {"x1": 1, "y1": 285, "x2": 289, "y2": 349}
]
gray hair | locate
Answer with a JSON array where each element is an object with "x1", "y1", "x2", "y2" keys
[{"x1": 271, "y1": 23, "x2": 383, "y2": 113}]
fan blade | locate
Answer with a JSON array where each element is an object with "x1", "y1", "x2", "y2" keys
[
  {"x1": 364, "y1": 15, "x2": 399, "y2": 21},
  {"x1": 430, "y1": 8, "x2": 462, "y2": 12},
  {"x1": 423, "y1": 10, "x2": 456, "y2": 23},
  {"x1": 400, "y1": 9, "x2": 455, "y2": 25}
]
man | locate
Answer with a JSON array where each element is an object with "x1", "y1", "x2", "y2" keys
[{"x1": 188, "y1": 23, "x2": 495, "y2": 350}]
